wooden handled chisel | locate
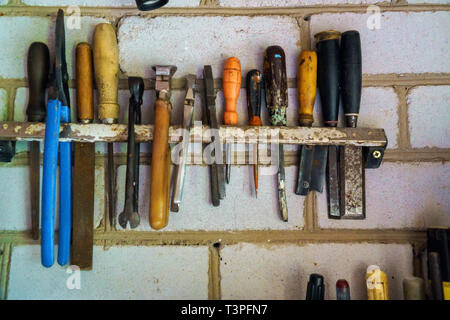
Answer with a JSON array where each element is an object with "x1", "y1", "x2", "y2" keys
[
  {"x1": 339, "y1": 30, "x2": 365, "y2": 219},
  {"x1": 223, "y1": 57, "x2": 241, "y2": 184},
  {"x1": 26, "y1": 42, "x2": 49, "y2": 240},
  {"x1": 72, "y1": 42, "x2": 95, "y2": 270},
  {"x1": 314, "y1": 30, "x2": 341, "y2": 219},
  {"x1": 263, "y1": 46, "x2": 288, "y2": 222},
  {"x1": 295, "y1": 51, "x2": 317, "y2": 196},
  {"x1": 93, "y1": 23, "x2": 119, "y2": 229},
  {"x1": 246, "y1": 70, "x2": 263, "y2": 198}
]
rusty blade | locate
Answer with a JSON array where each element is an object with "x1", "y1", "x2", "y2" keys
[
  {"x1": 278, "y1": 144, "x2": 288, "y2": 221},
  {"x1": 309, "y1": 146, "x2": 328, "y2": 193},
  {"x1": 327, "y1": 146, "x2": 341, "y2": 219},
  {"x1": 340, "y1": 145, "x2": 365, "y2": 219},
  {"x1": 30, "y1": 141, "x2": 40, "y2": 240},
  {"x1": 71, "y1": 142, "x2": 95, "y2": 270},
  {"x1": 108, "y1": 143, "x2": 116, "y2": 228}
]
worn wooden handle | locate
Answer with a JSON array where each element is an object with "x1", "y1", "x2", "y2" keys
[
  {"x1": 150, "y1": 98, "x2": 172, "y2": 230},
  {"x1": 76, "y1": 43, "x2": 94, "y2": 122},
  {"x1": 298, "y1": 50, "x2": 317, "y2": 127},
  {"x1": 93, "y1": 23, "x2": 119, "y2": 123}
]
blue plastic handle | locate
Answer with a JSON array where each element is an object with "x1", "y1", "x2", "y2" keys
[
  {"x1": 41, "y1": 99, "x2": 61, "y2": 268},
  {"x1": 57, "y1": 105, "x2": 71, "y2": 266}
]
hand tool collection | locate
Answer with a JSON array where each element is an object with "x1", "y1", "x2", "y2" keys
[{"x1": 22, "y1": 8, "x2": 386, "y2": 267}]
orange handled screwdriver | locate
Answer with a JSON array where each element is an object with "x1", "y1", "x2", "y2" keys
[
  {"x1": 223, "y1": 57, "x2": 241, "y2": 184},
  {"x1": 246, "y1": 70, "x2": 263, "y2": 198}
]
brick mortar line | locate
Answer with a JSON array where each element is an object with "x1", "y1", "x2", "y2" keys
[
  {"x1": 0, "y1": 242, "x2": 12, "y2": 300},
  {"x1": 208, "y1": 244, "x2": 221, "y2": 300},
  {"x1": 1, "y1": 4, "x2": 450, "y2": 18},
  {"x1": 395, "y1": 86, "x2": 412, "y2": 150},
  {"x1": 3, "y1": 148, "x2": 450, "y2": 168}
]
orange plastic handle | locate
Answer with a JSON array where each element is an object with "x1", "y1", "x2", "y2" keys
[
  {"x1": 297, "y1": 51, "x2": 317, "y2": 127},
  {"x1": 223, "y1": 57, "x2": 241, "y2": 125}
]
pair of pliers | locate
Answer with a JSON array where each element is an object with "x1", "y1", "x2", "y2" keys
[{"x1": 41, "y1": 9, "x2": 71, "y2": 268}]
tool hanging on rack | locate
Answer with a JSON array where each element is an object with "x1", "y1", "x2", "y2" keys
[
  {"x1": 171, "y1": 74, "x2": 196, "y2": 212},
  {"x1": 306, "y1": 274, "x2": 325, "y2": 300},
  {"x1": 41, "y1": 9, "x2": 71, "y2": 267},
  {"x1": 246, "y1": 70, "x2": 263, "y2": 198},
  {"x1": 93, "y1": 23, "x2": 120, "y2": 229},
  {"x1": 26, "y1": 42, "x2": 49, "y2": 241},
  {"x1": 203, "y1": 65, "x2": 226, "y2": 206},
  {"x1": 339, "y1": 30, "x2": 365, "y2": 219},
  {"x1": 314, "y1": 30, "x2": 341, "y2": 219},
  {"x1": 295, "y1": 50, "x2": 318, "y2": 196},
  {"x1": 223, "y1": 57, "x2": 241, "y2": 184},
  {"x1": 72, "y1": 42, "x2": 95, "y2": 270},
  {"x1": 263, "y1": 46, "x2": 288, "y2": 222},
  {"x1": 150, "y1": 65, "x2": 177, "y2": 230},
  {"x1": 119, "y1": 77, "x2": 144, "y2": 229}
]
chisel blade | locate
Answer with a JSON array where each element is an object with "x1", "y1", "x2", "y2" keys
[
  {"x1": 327, "y1": 146, "x2": 341, "y2": 219},
  {"x1": 296, "y1": 145, "x2": 314, "y2": 196},
  {"x1": 278, "y1": 144, "x2": 288, "y2": 222},
  {"x1": 30, "y1": 141, "x2": 41, "y2": 240},
  {"x1": 309, "y1": 145, "x2": 328, "y2": 193},
  {"x1": 340, "y1": 145, "x2": 365, "y2": 219}
]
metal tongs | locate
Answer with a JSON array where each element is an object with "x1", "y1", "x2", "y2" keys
[
  {"x1": 171, "y1": 75, "x2": 196, "y2": 212},
  {"x1": 118, "y1": 77, "x2": 144, "y2": 229},
  {"x1": 41, "y1": 9, "x2": 71, "y2": 267}
]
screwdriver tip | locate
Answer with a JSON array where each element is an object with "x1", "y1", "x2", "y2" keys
[{"x1": 255, "y1": 189, "x2": 258, "y2": 199}]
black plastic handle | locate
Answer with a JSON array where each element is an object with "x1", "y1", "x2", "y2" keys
[
  {"x1": 27, "y1": 42, "x2": 49, "y2": 122},
  {"x1": 340, "y1": 30, "x2": 362, "y2": 128},
  {"x1": 315, "y1": 32, "x2": 340, "y2": 127},
  {"x1": 246, "y1": 69, "x2": 263, "y2": 121},
  {"x1": 263, "y1": 46, "x2": 288, "y2": 126},
  {"x1": 135, "y1": 0, "x2": 168, "y2": 11},
  {"x1": 306, "y1": 273, "x2": 325, "y2": 300}
]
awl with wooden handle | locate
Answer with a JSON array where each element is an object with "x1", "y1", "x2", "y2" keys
[
  {"x1": 339, "y1": 30, "x2": 365, "y2": 219},
  {"x1": 93, "y1": 23, "x2": 119, "y2": 229},
  {"x1": 150, "y1": 65, "x2": 177, "y2": 230},
  {"x1": 26, "y1": 42, "x2": 49, "y2": 240},
  {"x1": 223, "y1": 57, "x2": 241, "y2": 184},
  {"x1": 72, "y1": 42, "x2": 95, "y2": 270},
  {"x1": 295, "y1": 51, "x2": 317, "y2": 196},
  {"x1": 314, "y1": 30, "x2": 341, "y2": 219},
  {"x1": 246, "y1": 70, "x2": 263, "y2": 198},
  {"x1": 264, "y1": 46, "x2": 288, "y2": 222}
]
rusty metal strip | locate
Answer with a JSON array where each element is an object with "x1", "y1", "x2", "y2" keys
[
  {"x1": 340, "y1": 145, "x2": 366, "y2": 219},
  {"x1": 71, "y1": 143, "x2": 95, "y2": 270},
  {"x1": 0, "y1": 122, "x2": 387, "y2": 146}
]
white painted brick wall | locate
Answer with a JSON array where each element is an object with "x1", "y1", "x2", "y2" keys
[
  {"x1": 115, "y1": 165, "x2": 304, "y2": 231},
  {"x1": 408, "y1": 0, "x2": 450, "y2": 3},
  {"x1": 7, "y1": 245, "x2": 209, "y2": 299},
  {"x1": 0, "y1": 16, "x2": 107, "y2": 79},
  {"x1": 22, "y1": 0, "x2": 200, "y2": 6},
  {"x1": 220, "y1": 243, "x2": 413, "y2": 300},
  {"x1": 310, "y1": 12, "x2": 450, "y2": 74},
  {"x1": 118, "y1": 16, "x2": 301, "y2": 79},
  {"x1": 0, "y1": 166, "x2": 104, "y2": 231},
  {"x1": 0, "y1": 0, "x2": 7, "y2": 6},
  {"x1": 317, "y1": 162, "x2": 450, "y2": 229},
  {"x1": 219, "y1": 0, "x2": 380, "y2": 6},
  {"x1": 407, "y1": 86, "x2": 450, "y2": 149}
]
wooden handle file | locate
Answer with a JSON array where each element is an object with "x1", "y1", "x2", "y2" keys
[
  {"x1": 298, "y1": 51, "x2": 317, "y2": 127},
  {"x1": 93, "y1": 23, "x2": 119, "y2": 123},
  {"x1": 72, "y1": 42, "x2": 95, "y2": 270}
]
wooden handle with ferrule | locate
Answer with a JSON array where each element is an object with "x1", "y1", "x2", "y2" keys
[
  {"x1": 27, "y1": 42, "x2": 49, "y2": 122},
  {"x1": 223, "y1": 57, "x2": 241, "y2": 125},
  {"x1": 297, "y1": 50, "x2": 317, "y2": 127},
  {"x1": 93, "y1": 23, "x2": 119, "y2": 123},
  {"x1": 150, "y1": 98, "x2": 172, "y2": 230},
  {"x1": 76, "y1": 43, "x2": 94, "y2": 123}
]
